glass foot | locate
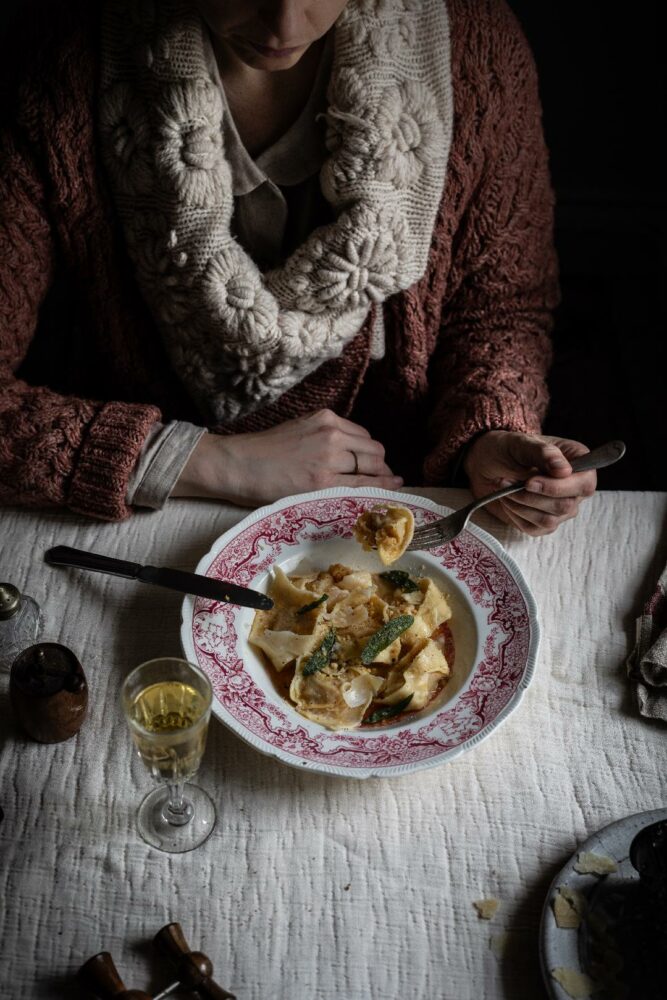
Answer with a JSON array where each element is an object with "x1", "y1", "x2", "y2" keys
[{"x1": 136, "y1": 783, "x2": 216, "y2": 853}]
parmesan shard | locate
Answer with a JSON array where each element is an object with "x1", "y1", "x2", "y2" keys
[
  {"x1": 553, "y1": 886, "x2": 587, "y2": 929},
  {"x1": 573, "y1": 852, "x2": 618, "y2": 876},
  {"x1": 550, "y1": 967, "x2": 599, "y2": 998},
  {"x1": 472, "y1": 898, "x2": 500, "y2": 920}
]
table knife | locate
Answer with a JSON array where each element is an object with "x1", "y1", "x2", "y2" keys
[{"x1": 44, "y1": 545, "x2": 273, "y2": 610}]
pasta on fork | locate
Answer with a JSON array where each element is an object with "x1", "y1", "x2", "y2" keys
[{"x1": 353, "y1": 506, "x2": 415, "y2": 565}]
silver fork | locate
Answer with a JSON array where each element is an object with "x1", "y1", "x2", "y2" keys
[{"x1": 407, "y1": 440, "x2": 626, "y2": 551}]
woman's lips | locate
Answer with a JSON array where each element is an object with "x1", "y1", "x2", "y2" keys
[{"x1": 244, "y1": 39, "x2": 304, "y2": 59}]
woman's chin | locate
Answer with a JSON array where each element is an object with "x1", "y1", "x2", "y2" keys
[{"x1": 231, "y1": 38, "x2": 310, "y2": 70}]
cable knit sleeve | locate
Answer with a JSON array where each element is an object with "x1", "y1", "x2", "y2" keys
[
  {"x1": 0, "y1": 127, "x2": 160, "y2": 521},
  {"x1": 422, "y1": 0, "x2": 559, "y2": 484}
]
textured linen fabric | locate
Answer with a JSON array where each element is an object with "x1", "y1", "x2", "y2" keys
[
  {"x1": 626, "y1": 562, "x2": 667, "y2": 721},
  {"x1": 0, "y1": 0, "x2": 557, "y2": 522},
  {"x1": 1, "y1": 490, "x2": 666, "y2": 999}
]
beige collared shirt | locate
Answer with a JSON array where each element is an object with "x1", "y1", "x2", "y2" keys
[{"x1": 211, "y1": 30, "x2": 334, "y2": 269}]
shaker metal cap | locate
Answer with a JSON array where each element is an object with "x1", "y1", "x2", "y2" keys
[{"x1": 0, "y1": 583, "x2": 21, "y2": 620}]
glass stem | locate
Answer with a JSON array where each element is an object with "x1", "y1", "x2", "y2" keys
[{"x1": 164, "y1": 781, "x2": 192, "y2": 827}]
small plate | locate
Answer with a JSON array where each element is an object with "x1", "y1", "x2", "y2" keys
[
  {"x1": 540, "y1": 807, "x2": 667, "y2": 998},
  {"x1": 180, "y1": 487, "x2": 540, "y2": 779}
]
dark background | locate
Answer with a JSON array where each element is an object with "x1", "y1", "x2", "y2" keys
[
  {"x1": 507, "y1": 1, "x2": 665, "y2": 489},
  {"x1": 1, "y1": 2, "x2": 664, "y2": 488}
]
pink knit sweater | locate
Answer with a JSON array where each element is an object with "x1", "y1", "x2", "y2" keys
[{"x1": 0, "y1": 0, "x2": 558, "y2": 521}]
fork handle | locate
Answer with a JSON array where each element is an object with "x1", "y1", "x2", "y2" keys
[{"x1": 467, "y1": 439, "x2": 626, "y2": 513}]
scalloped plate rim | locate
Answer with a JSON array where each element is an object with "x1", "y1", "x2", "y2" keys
[{"x1": 180, "y1": 486, "x2": 540, "y2": 779}]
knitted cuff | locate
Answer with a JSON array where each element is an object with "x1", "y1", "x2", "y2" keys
[
  {"x1": 423, "y1": 396, "x2": 544, "y2": 486},
  {"x1": 68, "y1": 401, "x2": 162, "y2": 521},
  {"x1": 447, "y1": 430, "x2": 488, "y2": 487}
]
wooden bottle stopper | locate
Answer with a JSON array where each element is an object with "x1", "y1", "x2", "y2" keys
[
  {"x1": 77, "y1": 952, "x2": 153, "y2": 1000},
  {"x1": 9, "y1": 642, "x2": 87, "y2": 743},
  {"x1": 153, "y1": 923, "x2": 236, "y2": 999}
]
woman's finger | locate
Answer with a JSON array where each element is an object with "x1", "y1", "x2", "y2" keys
[
  {"x1": 505, "y1": 434, "x2": 574, "y2": 478},
  {"x1": 488, "y1": 499, "x2": 543, "y2": 535},
  {"x1": 497, "y1": 499, "x2": 557, "y2": 536},
  {"x1": 334, "y1": 433, "x2": 389, "y2": 473},
  {"x1": 502, "y1": 492, "x2": 582, "y2": 518},
  {"x1": 351, "y1": 454, "x2": 395, "y2": 477},
  {"x1": 335, "y1": 433, "x2": 398, "y2": 477},
  {"x1": 337, "y1": 450, "x2": 395, "y2": 476},
  {"x1": 501, "y1": 496, "x2": 578, "y2": 531},
  {"x1": 523, "y1": 469, "x2": 597, "y2": 499}
]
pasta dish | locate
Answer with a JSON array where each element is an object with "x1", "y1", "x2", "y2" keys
[{"x1": 249, "y1": 563, "x2": 452, "y2": 731}]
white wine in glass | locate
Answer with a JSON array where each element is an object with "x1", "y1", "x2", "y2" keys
[{"x1": 122, "y1": 657, "x2": 216, "y2": 853}]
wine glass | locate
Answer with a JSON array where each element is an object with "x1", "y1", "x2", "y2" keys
[{"x1": 121, "y1": 657, "x2": 216, "y2": 853}]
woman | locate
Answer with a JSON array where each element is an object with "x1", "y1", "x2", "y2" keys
[{"x1": 0, "y1": 0, "x2": 596, "y2": 532}]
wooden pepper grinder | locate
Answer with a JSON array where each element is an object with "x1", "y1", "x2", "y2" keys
[
  {"x1": 10, "y1": 642, "x2": 88, "y2": 743},
  {"x1": 78, "y1": 952, "x2": 153, "y2": 1000},
  {"x1": 153, "y1": 923, "x2": 236, "y2": 999}
]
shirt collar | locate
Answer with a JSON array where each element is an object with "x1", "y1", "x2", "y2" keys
[{"x1": 203, "y1": 30, "x2": 332, "y2": 197}]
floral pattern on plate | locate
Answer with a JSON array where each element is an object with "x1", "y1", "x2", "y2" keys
[{"x1": 180, "y1": 488, "x2": 539, "y2": 778}]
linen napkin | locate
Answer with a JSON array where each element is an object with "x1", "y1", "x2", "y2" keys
[{"x1": 627, "y1": 563, "x2": 667, "y2": 722}]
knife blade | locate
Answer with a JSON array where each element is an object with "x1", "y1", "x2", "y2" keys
[{"x1": 44, "y1": 545, "x2": 273, "y2": 610}]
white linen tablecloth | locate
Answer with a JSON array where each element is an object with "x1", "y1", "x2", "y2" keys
[{"x1": 1, "y1": 489, "x2": 666, "y2": 1000}]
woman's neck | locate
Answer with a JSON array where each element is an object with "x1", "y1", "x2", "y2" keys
[{"x1": 213, "y1": 35, "x2": 326, "y2": 157}]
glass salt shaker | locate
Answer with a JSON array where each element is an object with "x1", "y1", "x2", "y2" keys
[{"x1": 0, "y1": 583, "x2": 41, "y2": 673}]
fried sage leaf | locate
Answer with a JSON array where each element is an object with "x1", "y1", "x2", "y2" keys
[
  {"x1": 297, "y1": 594, "x2": 328, "y2": 615},
  {"x1": 379, "y1": 570, "x2": 419, "y2": 592},
  {"x1": 366, "y1": 694, "x2": 414, "y2": 724},
  {"x1": 360, "y1": 615, "x2": 414, "y2": 665},
  {"x1": 301, "y1": 629, "x2": 337, "y2": 676}
]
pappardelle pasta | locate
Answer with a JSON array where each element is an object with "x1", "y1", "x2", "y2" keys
[{"x1": 249, "y1": 563, "x2": 452, "y2": 731}]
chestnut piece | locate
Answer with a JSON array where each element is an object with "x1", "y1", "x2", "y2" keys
[
  {"x1": 153, "y1": 923, "x2": 236, "y2": 999},
  {"x1": 10, "y1": 642, "x2": 88, "y2": 743},
  {"x1": 78, "y1": 952, "x2": 153, "y2": 1000}
]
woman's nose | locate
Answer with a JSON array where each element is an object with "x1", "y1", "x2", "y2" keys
[{"x1": 258, "y1": 0, "x2": 304, "y2": 43}]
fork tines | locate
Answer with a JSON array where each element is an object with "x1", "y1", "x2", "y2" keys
[{"x1": 408, "y1": 528, "x2": 451, "y2": 550}]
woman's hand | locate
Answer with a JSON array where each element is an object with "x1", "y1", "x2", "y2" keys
[
  {"x1": 171, "y1": 409, "x2": 403, "y2": 506},
  {"x1": 463, "y1": 430, "x2": 597, "y2": 535}
]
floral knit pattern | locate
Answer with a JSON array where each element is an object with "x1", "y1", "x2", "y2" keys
[
  {"x1": 0, "y1": 0, "x2": 558, "y2": 521},
  {"x1": 98, "y1": 0, "x2": 453, "y2": 423}
]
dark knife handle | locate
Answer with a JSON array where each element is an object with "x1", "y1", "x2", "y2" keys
[
  {"x1": 44, "y1": 545, "x2": 142, "y2": 579},
  {"x1": 139, "y1": 566, "x2": 273, "y2": 609}
]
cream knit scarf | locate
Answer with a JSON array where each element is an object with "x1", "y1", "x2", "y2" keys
[{"x1": 99, "y1": 0, "x2": 453, "y2": 422}]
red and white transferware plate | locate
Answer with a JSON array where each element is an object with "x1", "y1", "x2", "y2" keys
[{"x1": 180, "y1": 488, "x2": 540, "y2": 779}]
